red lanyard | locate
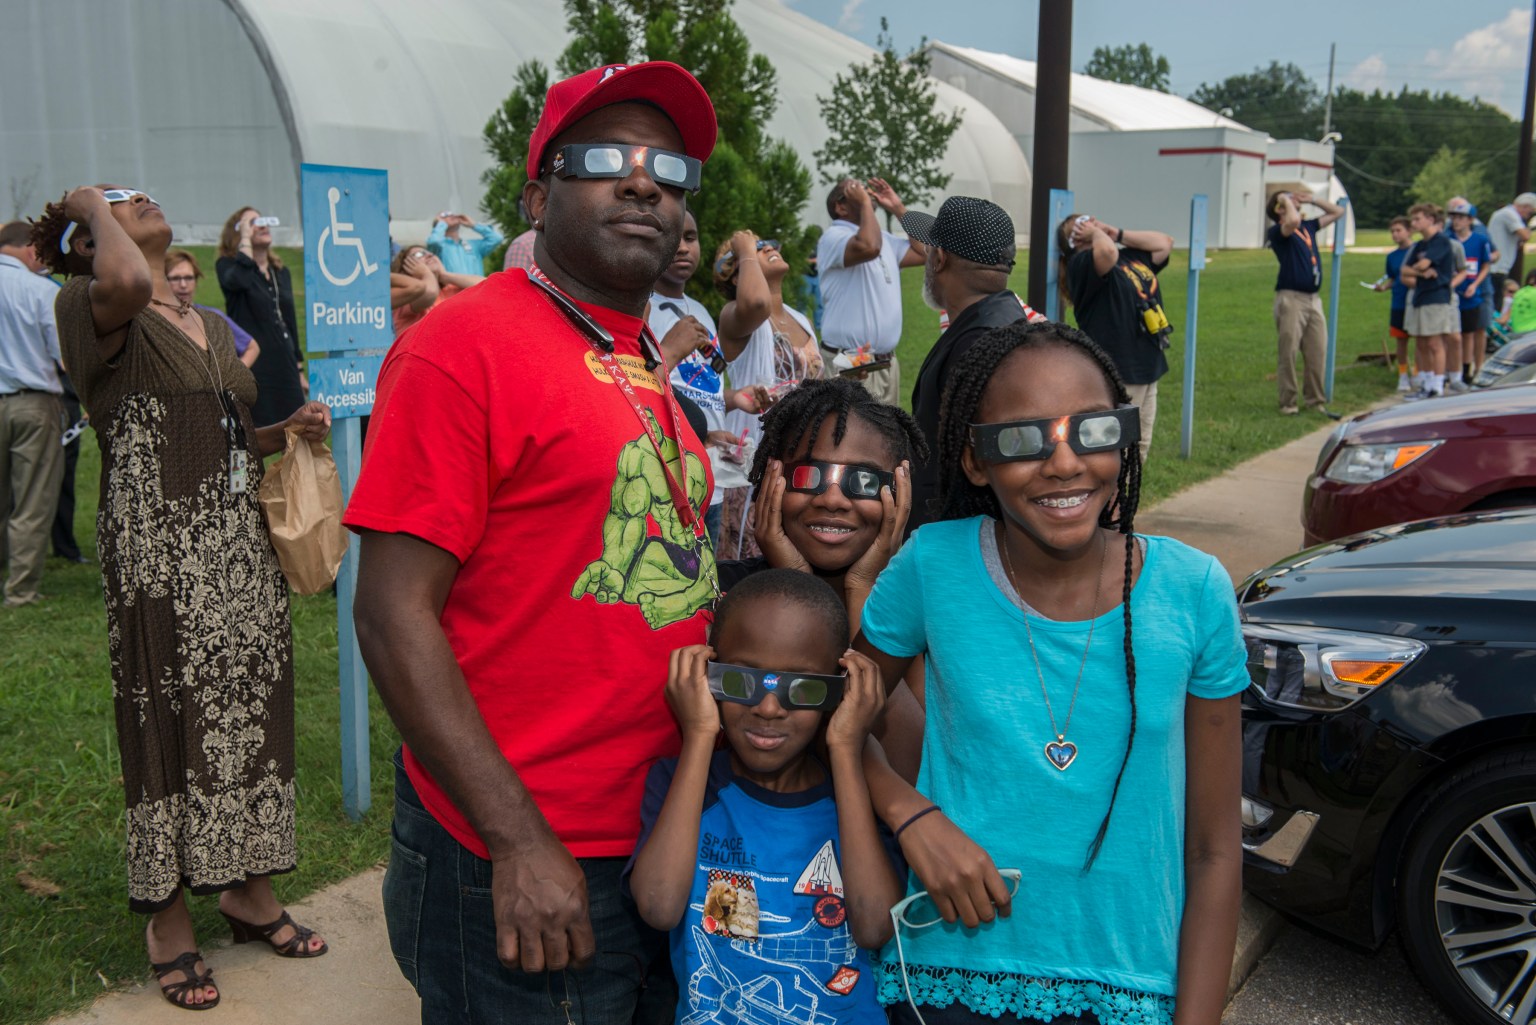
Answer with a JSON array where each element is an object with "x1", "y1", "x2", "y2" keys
[{"x1": 528, "y1": 270, "x2": 704, "y2": 539}]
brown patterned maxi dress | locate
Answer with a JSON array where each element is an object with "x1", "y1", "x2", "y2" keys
[{"x1": 57, "y1": 278, "x2": 297, "y2": 913}]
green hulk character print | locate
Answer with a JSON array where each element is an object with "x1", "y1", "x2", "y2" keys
[{"x1": 571, "y1": 408, "x2": 717, "y2": 629}]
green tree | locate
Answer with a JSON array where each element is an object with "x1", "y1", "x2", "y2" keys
[
  {"x1": 814, "y1": 18, "x2": 963, "y2": 228},
  {"x1": 1189, "y1": 61, "x2": 1321, "y2": 139},
  {"x1": 479, "y1": 0, "x2": 809, "y2": 311},
  {"x1": 1083, "y1": 43, "x2": 1170, "y2": 92},
  {"x1": 1408, "y1": 146, "x2": 1494, "y2": 210}
]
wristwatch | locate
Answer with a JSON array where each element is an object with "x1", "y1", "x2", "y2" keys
[{"x1": 1115, "y1": 227, "x2": 1125, "y2": 244}]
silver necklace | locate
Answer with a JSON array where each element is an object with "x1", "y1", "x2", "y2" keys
[{"x1": 1000, "y1": 525, "x2": 1107, "y2": 771}]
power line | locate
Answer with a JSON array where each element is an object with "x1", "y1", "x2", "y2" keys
[{"x1": 1332, "y1": 153, "x2": 1416, "y2": 187}]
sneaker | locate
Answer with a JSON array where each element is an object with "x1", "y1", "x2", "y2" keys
[
  {"x1": 1403, "y1": 388, "x2": 1433, "y2": 401},
  {"x1": 1280, "y1": 405, "x2": 1299, "y2": 415},
  {"x1": 1397, "y1": 373, "x2": 1412, "y2": 392},
  {"x1": 1445, "y1": 378, "x2": 1469, "y2": 393}
]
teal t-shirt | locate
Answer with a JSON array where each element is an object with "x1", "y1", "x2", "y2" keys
[{"x1": 861, "y1": 518, "x2": 1248, "y2": 1019}]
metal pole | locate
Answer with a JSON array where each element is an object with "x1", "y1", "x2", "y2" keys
[
  {"x1": 1181, "y1": 195, "x2": 1208, "y2": 460},
  {"x1": 333, "y1": 417, "x2": 370, "y2": 820},
  {"x1": 1325, "y1": 196, "x2": 1350, "y2": 401},
  {"x1": 1028, "y1": 0, "x2": 1073, "y2": 311},
  {"x1": 1514, "y1": 0, "x2": 1536, "y2": 285},
  {"x1": 1322, "y1": 42, "x2": 1336, "y2": 137},
  {"x1": 1043, "y1": 189, "x2": 1074, "y2": 322}
]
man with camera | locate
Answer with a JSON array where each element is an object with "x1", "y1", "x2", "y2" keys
[{"x1": 427, "y1": 211, "x2": 503, "y2": 277}]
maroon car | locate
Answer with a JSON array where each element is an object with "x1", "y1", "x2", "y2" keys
[{"x1": 1302, "y1": 384, "x2": 1536, "y2": 545}]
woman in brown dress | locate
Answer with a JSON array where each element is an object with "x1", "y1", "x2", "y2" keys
[{"x1": 33, "y1": 187, "x2": 331, "y2": 1010}]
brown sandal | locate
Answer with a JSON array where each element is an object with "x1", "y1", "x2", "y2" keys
[
  {"x1": 220, "y1": 908, "x2": 328, "y2": 958},
  {"x1": 151, "y1": 950, "x2": 220, "y2": 1010}
]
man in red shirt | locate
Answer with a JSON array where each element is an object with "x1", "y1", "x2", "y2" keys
[{"x1": 347, "y1": 62, "x2": 718, "y2": 1023}]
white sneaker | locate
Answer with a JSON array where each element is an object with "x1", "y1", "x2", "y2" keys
[
  {"x1": 1446, "y1": 378, "x2": 1469, "y2": 393},
  {"x1": 1397, "y1": 373, "x2": 1412, "y2": 392},
  {"x1": 1403, "y1": 388, "x2": 1433, "y2": 401}
]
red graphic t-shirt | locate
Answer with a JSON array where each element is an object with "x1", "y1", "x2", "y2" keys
[{"x1": 344, "y1": 270, "x2": 715, "y2": 858}]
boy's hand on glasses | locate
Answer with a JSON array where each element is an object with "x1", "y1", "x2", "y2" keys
[
  {"x1": 753, "y1": 460, "x2": 812, "y2": 574},
  {"x1": 896, "y1": 811, "x2": 1013, "y2": 929},
  {"x1": 666, "y1": 644, "x2": 721, "y2": 739},
  {"x1": 845, "y1": 460, "x2": 910, "y2": 594},
  {"x1": 825, "y1": 650, "x2": 885, "y2": 752},
  {"x1": 490, "y1": 835, "x2": 595, "y2": 974}
]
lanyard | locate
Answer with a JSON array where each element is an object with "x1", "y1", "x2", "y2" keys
[{"x1": 527, "y1": 271, "x2": 705, "y2": 540}]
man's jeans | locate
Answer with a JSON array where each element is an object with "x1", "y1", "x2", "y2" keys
[{"x1": 383, "y1": 752, "x2": 673, "y2": 1024}]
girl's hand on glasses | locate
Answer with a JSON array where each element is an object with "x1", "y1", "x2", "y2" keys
[
  {"x1": 897, "y1": 811, "x2": 1013, "y2": 929},
  {"x1": 729, "y1": 229, "x2": 759, "y2": 257},
  {"x1": 62, "y1": 187, "x2": 109, "y2": 223},
  {"x1": 753, "y1": 460, "x2": 812, "y2": 574},
  {"x1": 845, "y1": 460, "x2": 910, "y2": 595},
  {"x1": 825, "y1": 650, "x2": 885, "y2": 752},
  {"x1": 665, "y1": 644, "x2": 721, "y2": 739}
]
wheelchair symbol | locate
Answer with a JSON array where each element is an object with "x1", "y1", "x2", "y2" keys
[{"x1": 316, "y1": 186, "x2": 379, "y2": 287}]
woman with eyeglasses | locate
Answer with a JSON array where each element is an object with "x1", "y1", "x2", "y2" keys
[
  {"x1": 164, "y1": 249, "x2": 259, "y2": 368},
  {"x1": 33, "y1": 187, "x2": 332, "y2": 1012},
  {"x1": 216, "y1": 206, "x2": 305, "y2": 428},
  {"x1": 390, "y1": 243, "x2": 483, "y2": 337}
]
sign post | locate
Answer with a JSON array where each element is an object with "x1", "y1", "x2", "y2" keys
[
  {"x1": 1324, "y1": 197, "x2": 1350, "y2": 401},
  {"x1": 1181, "y1": 195, "x2": 1208, "y2": 460},
  {"x1": 301, "y1": 163, "x2": 391, "y2": 820},
  {"x1": 1043, "y1": 188, "x2": 1074, "y2": 322}
]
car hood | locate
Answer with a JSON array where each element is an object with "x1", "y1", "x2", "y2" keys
[
  {"x1": 1339, "y1": 384, "x2": 1536, "y2": 439},
  {"x1": 1240, "y1": 509, "x2": 1536, "y2": 637}
]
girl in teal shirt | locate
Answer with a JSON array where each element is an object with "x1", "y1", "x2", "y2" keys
[{"x1": 854, "y1": 321, "x2": 1247, "y2": 1025}]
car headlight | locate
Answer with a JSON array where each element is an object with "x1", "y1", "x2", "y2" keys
[
  {"x1": 1474, "y1": 357, "x2": 1520, "y2": 387},
  {"x1": 1242, "y1": 624, "x2": 1426, "y2": 712},
  {"x1": 1321, "y1": 440, "x2": 1442, "y2": 484}
]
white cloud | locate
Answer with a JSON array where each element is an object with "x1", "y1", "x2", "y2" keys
[
  {"x1": 837, "y1": 0, "x2": 865, "y2": 33},
  {"x1": 1343, "y1": 54, "x2": 1389, "y2": 94},
  {"x1": 1426, "y1": 7, "x2": 1531, "y2": 109}
]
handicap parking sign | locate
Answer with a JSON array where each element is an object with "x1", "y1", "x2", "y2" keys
[{"x1": 301, "y1": 164, "x2": 390, "y2": 352}]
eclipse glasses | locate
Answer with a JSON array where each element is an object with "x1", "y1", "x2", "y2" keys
[
  {"x1": 706, "y1": 662, "x2": 845, "y2": 711},
  {"x1": 60, "y1": 189, "x2": 158, "y2": 254},
  {"x1": 546, "y1": 143, "x2": 702, "y2": 193},
  {"x1": 784, "y1": 460, "x2": 892, "y2": 501},
  {"x1": 970, "y1": 406, "x2": 1140, "y2": 463}
]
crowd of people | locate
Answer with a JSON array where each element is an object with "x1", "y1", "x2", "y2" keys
[{"x1": 6, "y1": 50, "x2": 1533, "y2": 1025}]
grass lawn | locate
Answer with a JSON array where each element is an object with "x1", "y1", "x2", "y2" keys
[{"x1": 1, "y1": 240, "x2": 1397, "y2": 1024}]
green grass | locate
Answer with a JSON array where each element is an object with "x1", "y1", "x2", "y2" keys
[{"x1": 1, "y1": 240, "x2": 1398, "y2": 1023}]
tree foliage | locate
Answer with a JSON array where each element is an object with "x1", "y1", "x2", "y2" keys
[
  {"x1": 479, "y1": 0, "x2": 810, "y2": 311},
  {"x1": 814, "y1": 19, "x2": 963, "y2": 227},
  {"x1": 1083, "y1": 43, "x2": 1170, "y2": 92},
  {"x1": 1408, "y1": 146, "x2": 1495, "y2": 210},
  {"x1": 1189, "y1": 61, "x2": 1321, "y2": 138}
]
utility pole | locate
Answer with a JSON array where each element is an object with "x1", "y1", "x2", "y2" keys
[
  {"x1": 1028, "y1": 0, "x2": 1073, "y2": 311},
  {"x1": 1515, "y1": 1, "x2": 1536, "y2": 284},
  {"x1": 1322, "y1": 42, "x2": 1336, "y2": 136}
]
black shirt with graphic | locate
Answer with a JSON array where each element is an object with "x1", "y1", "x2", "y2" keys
[{"x1": 1067, "y1": 247, "x2": 1170, "y2": 388}]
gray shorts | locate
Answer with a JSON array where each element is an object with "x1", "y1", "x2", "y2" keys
[{"x1": 1413, "y1": 302, "x2": 1459, "y2": 337}]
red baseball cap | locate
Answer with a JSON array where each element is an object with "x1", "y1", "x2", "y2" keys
[{"x1": 525, "y1": 62, "x2": 718, "y2": 181}]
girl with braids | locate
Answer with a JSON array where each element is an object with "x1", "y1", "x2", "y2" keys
[
  {"x1": 853, "y1": 320, "x2": 1246, "y2": 1025},
  {"x1": 34, "y1": 188, "x2": 330, "y2": 1012}
]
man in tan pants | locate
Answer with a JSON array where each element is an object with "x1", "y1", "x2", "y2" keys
[
  {"x1": 1266, "y1": 191, "x2": 1344, "y2": 416},
  {"x1": 0, "y1": 221, "x2": 65, "y2": 607}
]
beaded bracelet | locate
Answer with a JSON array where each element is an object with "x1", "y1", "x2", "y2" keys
[{"x1": 893, "y1": 803, "x2": 942, "y2": 840}]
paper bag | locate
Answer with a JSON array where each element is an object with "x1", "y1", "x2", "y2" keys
[{"x1": 258, "y1": 426, "x2": 348, "y2": 594}]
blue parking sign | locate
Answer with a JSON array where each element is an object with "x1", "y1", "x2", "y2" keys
[{"x1": 301, "y1": 164, "x2": 391, "y2": 352}]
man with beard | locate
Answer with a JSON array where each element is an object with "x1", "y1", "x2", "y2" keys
[
  {"x1": 347, "y1": 62, "x2": 718, "y2": 1023},
  {"x1": 900, "y1": 197, "x2": 1040, "y2": 531}
]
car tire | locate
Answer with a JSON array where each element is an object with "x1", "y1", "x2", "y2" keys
[
  {"x1": 1398, "y1": 748, "x2": 1536, "y2": 1025},
  {"x1": 1466, "y1": 491, "x2": 1536, "y2": 512}
]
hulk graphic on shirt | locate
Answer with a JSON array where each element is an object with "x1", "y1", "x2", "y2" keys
[{"x1": 571, "y1": 408, "x2": 716, "y2": 629}]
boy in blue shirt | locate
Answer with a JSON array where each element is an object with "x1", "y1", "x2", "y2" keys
[
  {"x1": 1402, "y1": 203, "x2": 1467, "y2": 399},
  {"x1": 1376, "y1": 216, "x2": 1415, "y2": 392},
  {"x1": 1449, "y1": 200, "x2": 1493, "y2": 385},
  {"x1": 629, "y1": 570, "x2": 903, "y2": 1024}
]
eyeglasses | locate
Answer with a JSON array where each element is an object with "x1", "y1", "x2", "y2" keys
[
  {"x1": 166, "y1": 274, "x2": 198, "y2": 285},
  {"x1": 970, "y1": 406, "x2": 1140, "y2": 463},
  {"x1": 705, "y1": 661, "x2": 846, "y2": 711},
  {"x1": 545, "y1": 143, "x2": 702, "y2": 193},
  {"x1": 59, "y1": 189, "x2": 157, "y2": 254},
  {"x1": 889, "y1": 868, "x2": 1023, "y2": 1025},
  {"x1": 783, "y1": 460, "x2": 892, "y2": 501}
]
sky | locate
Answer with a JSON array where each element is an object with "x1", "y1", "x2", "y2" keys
[{"x1": 784, "y1": 0, "x2": 1535, "y2": 117}]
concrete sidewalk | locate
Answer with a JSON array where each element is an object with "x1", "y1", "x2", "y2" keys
[{"x1": 51, "y1": 417, "x2": 1350, "y2": 1025}]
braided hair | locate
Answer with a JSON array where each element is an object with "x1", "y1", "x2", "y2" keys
[
  {"x1": 936, "y1": 319, "x2": 1143, "y2": 872},
  {"x1": 747, "y1": 377, "x2": 928, "y2": 486}
]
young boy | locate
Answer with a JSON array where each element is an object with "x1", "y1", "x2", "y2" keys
[
  {"x1": 1377, "y1": 216, "x2": 1415, "y2": 391},
  {"x1": 1401, "y1": 203, "x2": 1467, "y2": 399},
  {"x1": 1449, "y1": 200, "x2": 1493, "y2": 383},
  {"x1": 629, "y1": 570, "x2": 902, "y2": 1024}
]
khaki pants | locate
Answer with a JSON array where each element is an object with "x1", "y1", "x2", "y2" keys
[
  {"x1": 1273, "y1": 290, "x2": 1328, "y2": 410},
  {"x1": 820, "y1": 345, "x2": 901, "y2": 405},
  {"x1": 0, "y1": 391, "x2": 65, "y2": 605},
  {"x1": 1123, "y1": 380, "x2": 1158, "y2": 466}
]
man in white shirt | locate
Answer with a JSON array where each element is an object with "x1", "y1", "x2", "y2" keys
[
  {"x1": 814, "y1": 177, "x2": 926, "y2": 404},
  {"x1": 0, "y1": 221, "x2": 66, "y2": 606},
  {"x1": 1488, "y1": 192, "x2": 1536, "y2": 299}
]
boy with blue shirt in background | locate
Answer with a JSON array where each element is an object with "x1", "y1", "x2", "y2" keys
[
  {"x1": 1449, "y1": 200, "x2": 1492, "y2": 385},
  {"x1": 629, "y1": 570, "x2": 903, "y2": 1024},
  {"x1": 1376, "y1": 216, "x2": 1415, "y2": 392}
]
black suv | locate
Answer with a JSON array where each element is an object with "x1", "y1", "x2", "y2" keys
[{"x1": 1238, "y1": 509, "x2": 1536, "y2": 1025}]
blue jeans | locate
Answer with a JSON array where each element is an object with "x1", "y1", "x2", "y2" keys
[
  {"x1": 383, "y1": 752, "x2": 673, "y2": 1024},
  {"x1": 704, "y1": 503, "x2": 722, "y2": 548}
]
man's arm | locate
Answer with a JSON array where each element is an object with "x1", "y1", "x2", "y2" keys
[
  {"x1": 1274, "y1": 195, "x2": 1302, "y2": 238},
  {"x1": 353, "y1": 530, "x2": 595, "y2": 973},
  {"x1": 866, "y1": 178, "x2": 926, "y2": 267},
  {"x1": 425, "y1": 218, "x2": 447, "y2": 253},
  {"x1": 840, "y1": 181, "x2": 884, "y2": 268},
  {"x1": 1297, "y1": 192, "x2": 1345, "y2": 230}
]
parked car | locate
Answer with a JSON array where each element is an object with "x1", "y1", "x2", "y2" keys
[
  {"x1": 1302, "y1": 384, "x2": 1536, "y2": 545},
  {"x1": 1239, "y1": 509, "x2": 1536, "y2": 1025},
  {"x1": 1474, "y1": 331, "x2": 1536, "y2": 388}
]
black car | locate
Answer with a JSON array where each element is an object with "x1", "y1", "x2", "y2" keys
[
  {"x1": 1475, "y1": 332, "x2": 1536, "y2": 387},
  {"x1": 1238, "y1": 509, "x2": 1536, "y2": 1025}
]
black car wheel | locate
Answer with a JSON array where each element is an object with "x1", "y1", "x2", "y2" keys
[{"x1": 1399, "y1": 750, "x2": 1536, "y2": 1025}]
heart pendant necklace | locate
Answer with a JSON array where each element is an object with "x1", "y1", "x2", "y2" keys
[{"x1": 1001, "y1": 526, "x2": 1106, "y2": 771}]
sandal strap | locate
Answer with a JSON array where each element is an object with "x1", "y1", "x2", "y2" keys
[
  {"x1": 255, "y1": 910, "x2": 318, "y2": 955},
  {"x1": 152, "y1": 950, "x2": 215, "y2": 995}
]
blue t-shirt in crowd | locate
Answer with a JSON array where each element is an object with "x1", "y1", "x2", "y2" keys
[
  {"x1": 1411, "y1": 232, "x2": 1455, "y2": 307},
  {"x1": 860, "y1": 518, "x2": 1248, "y2": 1023},
  {"x1": 1456, "y1": 231, "x2": 1493, "y2": 309},
  {"x1": 632, "y1": 751, "x2": 890, "y2": 1025},
  {"x1": 1385, "y1": 247, "x2": 1410, "y2": 311},
  {"x1": 1268, "y1": 217, "x2": 1323, "y2": 293}
]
